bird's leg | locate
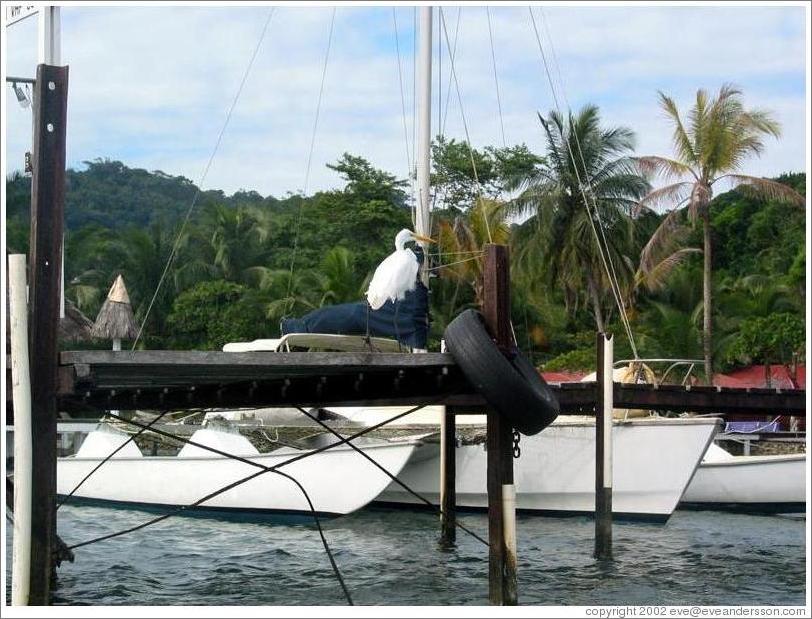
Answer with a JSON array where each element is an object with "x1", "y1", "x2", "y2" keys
[
  {"x1": 393, "y1": 300, "x2": 403, "y2": 352},
  {"x1": 364, "y1": 302, "x2": 372, "y2": 349}
]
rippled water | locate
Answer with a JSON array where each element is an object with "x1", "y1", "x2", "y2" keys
[{"x1": 5, "y1": 505, "x2": 806, "y2": 605}]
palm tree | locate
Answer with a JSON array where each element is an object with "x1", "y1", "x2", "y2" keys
[
  {"x1": 508, "y1": 105, "x2": 649, "y2": 332},
  {"x1": 436, "y1": 198, "x2": 510, "y2": 305},
  {"x1": 637, "y1": 85, "x2": 804, "y2": 381}
]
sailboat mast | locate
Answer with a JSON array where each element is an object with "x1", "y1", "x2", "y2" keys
[{"x1": 415, "y1": 6, "x2": 432, "y2": 287}]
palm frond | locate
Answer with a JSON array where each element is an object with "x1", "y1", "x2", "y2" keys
[
  {"x1": 639, "y1": 207, "x2": 687, "y2": 274},
  {"x1": 721, "y1": 174, "x2": 805, "y2": 206},
  {"x1": 636, "y1": 247, "x2": 702, "y2": 292},
  {"x1": 635, "y1": 156, "x2": 695, "y2": 181},
  {"x1": 657, "y1": 91, "x2": 698, "y2": 165},
  {"x1": 638, "y1": 182, "x2": 693, "y2": 213}
]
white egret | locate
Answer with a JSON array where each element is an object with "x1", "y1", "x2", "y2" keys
[{"x1": 365, "y1": 228, "x2": 433, "y2": 310}]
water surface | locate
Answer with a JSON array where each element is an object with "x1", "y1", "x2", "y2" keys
[{"x1": 6, "y1": 505, "x2": 806, "y2": 605}]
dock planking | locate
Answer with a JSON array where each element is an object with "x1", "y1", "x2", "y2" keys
[{"x1": 57, "y1": 349, "x2": 806, "y2": 416}]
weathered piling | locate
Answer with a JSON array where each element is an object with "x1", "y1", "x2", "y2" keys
[
  {"x1": 27, "y1": 62, "x2": 69, "y2": 604},
  {"x1": 594, "y1": 332, "x2": 614, "y2": 560},
  {"x1": 482, "y1": 244, "x2": 518, "y2": 605},
  {"x1": 439, "y1": 405, "x2": 457, "y2": 546},
  {"x1": 9, "y1": 255, "x2": 33, "y2": 605}
]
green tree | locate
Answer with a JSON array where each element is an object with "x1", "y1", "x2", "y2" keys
[
  {"x1": 327, "y1": 153, "x2": 408, "y2": 206},
  {"x1": 431, "y1": 136, "x2": 544, "y2": 209},
  {"x1": 728, "y1": 313, "x2": 805, "y2": 385},
  {"x1": 166, "y1": 280, "x2": 269, "y2": 349},
  {"x1": 508, "y1": 105, "x2": 649, "y2": 332},
  {"x1": 638, "y1": 85, "x2": 804, "y2": 380}
]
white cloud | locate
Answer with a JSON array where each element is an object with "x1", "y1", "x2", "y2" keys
[{"x1": 3, "y1": 4, "x2": 806, "y2": 198}]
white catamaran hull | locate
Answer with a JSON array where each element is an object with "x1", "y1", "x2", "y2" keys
[
  {"x1": 680, "y1": 446, "x2": 806, "y2": 513},
  {"x1": 377, "y1": 417, "x2": 721, "y2": 522},
  {"x1": 58, "y1": 439, "x2": 418, "y2": 517}
]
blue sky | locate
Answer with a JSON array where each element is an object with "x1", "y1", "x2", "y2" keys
[{"x1": 3, "y1": 4, "x2": 808, "y2": 199}]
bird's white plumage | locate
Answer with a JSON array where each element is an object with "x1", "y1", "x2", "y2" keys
[{"x1": 365, "y1": 229, "x2": 423, "y2": 310}]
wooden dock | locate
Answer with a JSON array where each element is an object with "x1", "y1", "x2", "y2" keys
[{"x1": 57, "y1": 349, "x2": 807, "y2": 417}]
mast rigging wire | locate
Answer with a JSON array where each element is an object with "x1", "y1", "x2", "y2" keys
[
  {"x1": 131, "y1": 8, "x2": 275, "y2": 350},
  {"x1": 392, "y1": 7, "x2": 415, "y2": 226},
  {"x1": 485, "y1": 7, "x2": 507, "y2": 149},
  {"x1": 286, "y1": 7, "x2": 337, "y2": 310},
  {"x1": 537, "y1": 7, "x2": 637, "y2": 355},
  {"x1": 438, "y1": 7, "x2": 493, "y2": 244},
  {"x1": 528, "y1": 7, "x2": 638, "y2": 357}
]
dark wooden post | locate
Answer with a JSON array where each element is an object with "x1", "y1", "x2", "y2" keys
[
  {"x1": 482, "y1": 244, "x2": 517, "y2": 605},
  {"x1": 594, "y1": 332, "x2": 613, "y2": 560},
  {"x1": 27, "y1": 63, "x2": 69, "y2": 605},
  {"x1": 439, "y1": 406, "x2": 457, "y2": 546}
]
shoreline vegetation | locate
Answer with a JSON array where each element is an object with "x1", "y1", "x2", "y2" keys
[{"x1": 4, "y1": 88, "x2": 806, "y2": 377}]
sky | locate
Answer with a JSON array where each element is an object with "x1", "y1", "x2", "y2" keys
[{"x1": 3, "y1": 3, "x2": 808, "y2": 201}]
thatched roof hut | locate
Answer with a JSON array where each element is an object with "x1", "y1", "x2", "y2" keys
[
  {"x1": 6, "y1": 279, "x2": 93, "y2": 352},
  {"x1": 59, "y1": 300, "x2": 94, "y2": 342},
  {"x1": 91, "y1": 275, "x2": 139, "y2": 342}
]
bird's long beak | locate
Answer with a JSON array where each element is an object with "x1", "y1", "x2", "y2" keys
[{"x1": 412, "y1": 233, "x2": 434, "y2": 244}]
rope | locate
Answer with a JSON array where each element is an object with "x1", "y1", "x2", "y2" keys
[
  {"x1": 270, "y1": 467, "x2": 353, "y2": 604},
  {"x1": 428, "y1": 254, "x2": 483, "y2": 271},
  {"x1": 66, "y1": 399, "x2": 443, "y2": 551},
  {"x1": 294, "y1": 407, "x2": 489, "y2": 547},
  {"x1": 286, "y1": 7, "x2": 337, "y2": 309},
  {"x1": 539, "y1": 8, "x2": 638, "y2": 357},
  {"x1": 528, "y1": 7, "x2": 638, "y2": 357},
  {"x1": 439, "y1": 7, "x2": 492, "y2": 244},
  {"x1": 440, "y1": 7, "x2": 462, "y2": 137},
  {"x1": 131, "y1": 8, "x2": 275, "y2": 350},
  {"x1": 392, "y1": 7, "x2": 415, "y2": 227},
  {"x1": 429, "y1": 250, "x2": 485, "y2": 257},
  {"x1": 56, "y1": 411, "x2": 171, "y2": 510},
  {"x1": 485, "y1": 7, "x2": 507, "y2": 148}
]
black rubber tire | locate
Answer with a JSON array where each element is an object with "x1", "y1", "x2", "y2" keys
[{"x1": 444, "y1": 309, "x2": 559, "y2": 436}]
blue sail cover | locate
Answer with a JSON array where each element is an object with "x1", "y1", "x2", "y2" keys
[{"x1": 280, "y1": 282, "x2": 429, "y2": 349}]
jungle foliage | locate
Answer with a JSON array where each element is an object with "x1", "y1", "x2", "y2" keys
[{"x1": 5, "y1": 101, "x2": 806, "y2": 372}]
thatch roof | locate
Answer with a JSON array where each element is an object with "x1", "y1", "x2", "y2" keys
[
  {"x1": 60, "y1": 300, "x2": 94, "y2": 342},
  {"x1": 5, "y1": 279, "x2": 93, "y2": 350},
  {"x1": 91, "y1": 275, "x2": 139, "y2": 340}
]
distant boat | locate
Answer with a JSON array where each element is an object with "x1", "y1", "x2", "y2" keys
[
  {"x1": 57, "y1": 424, "x2": 419, "y2": 517},
  {"x1": 371, "y1": 414, "x2": 720, "y2": 523},
  {"x1": 680, "y1": 443, "x2": 806, "y2": 514}
]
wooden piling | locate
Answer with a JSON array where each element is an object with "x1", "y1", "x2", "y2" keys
[
  {"x1": 27, "y1": 63, "x2": 69, "y2": 605},
  {"x1": 594, "y1": 332, "x2": 613, "y2": 560},
  {"x1": 482, "y1": 244, "x2": 517, "y2": 605},
  {"x1": 439, "y1": 405, "x2": 457, "y2": 546}
]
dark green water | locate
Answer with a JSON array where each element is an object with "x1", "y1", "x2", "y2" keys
[{"x1": 6, "y1": 505, "x2": 807, "y2": 605}]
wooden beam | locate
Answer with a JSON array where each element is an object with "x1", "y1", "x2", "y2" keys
[
  {"x1": 57, "y1": 352, "x2": 806, "y2": 415},
  {"x1": 439, "y1": 405, "x2": 457, "y2": 546},
  {"x1": 27, "y1": 63, "x2": 68, "y2": 606},
  {"x1": 482, "y1": 244, "x2": 517, "y2": 606}
]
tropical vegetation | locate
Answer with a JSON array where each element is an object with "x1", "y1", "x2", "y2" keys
[{"x1": 5, "y1": 86, "x2": 806, "y2": 379}]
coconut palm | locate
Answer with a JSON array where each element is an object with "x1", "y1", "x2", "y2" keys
[
  {"x1": 637, "y1": 85, "x2": 804, "y2": 381},
  {"x1": 508, "y1": 105, "x2": 649, "y2": 332},
  {"x1": 436, "y1": 198, "x2": 510, "y2": 305}
]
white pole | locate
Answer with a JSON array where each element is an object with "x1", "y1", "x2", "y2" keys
[
  {"x1": 602, "y1": 335, "x2": 613, "y2": 490},
  {"x1": 112, "y1": 338, "x2": 121, "y2": 352},
  {"x1": 502, "y1": 483, "x2": 518, "y2": 603},
  {"x1": 594, "y1": 332, "x2": 614, "y2": 559},
  {"x1": 37, "y1": 6, "x2": 61, "y2": 65},
  {"x1": 415, "y1": 6, "x2": 432, "y2": 287},
  {"x1": 9, "y1": 254, "x2": 32, "y2": 606}
]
